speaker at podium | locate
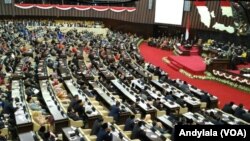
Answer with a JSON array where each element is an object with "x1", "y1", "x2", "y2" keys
[{"x1": 198, "y1": 39, "x2": 203, "y2": 46}]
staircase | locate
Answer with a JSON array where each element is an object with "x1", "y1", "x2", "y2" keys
[{"x1": 164, "y1": 57, "x2": 183, "y2": 71}]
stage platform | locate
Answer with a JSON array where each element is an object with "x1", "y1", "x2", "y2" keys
[{"x1": 166, "y1": 55, "x2": 206, "y2": 75}]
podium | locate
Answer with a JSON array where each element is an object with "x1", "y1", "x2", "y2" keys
[{"x1": 206, "y1": 59, "x2": 230, "y2": 71}]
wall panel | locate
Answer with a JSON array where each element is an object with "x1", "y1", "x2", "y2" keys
[{"x1": 0, "y1": 1, "x2": 234, "y2": 32}]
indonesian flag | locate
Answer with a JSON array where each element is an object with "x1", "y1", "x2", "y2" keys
[
  {"x1": 185, "y1": 14, "x2": 190, "y2": 41},
  {"x1": 220, "y1": 0, "x2": 233, "y2": 17}
]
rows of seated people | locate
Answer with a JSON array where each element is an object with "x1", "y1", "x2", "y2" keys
[
  {"x1": 203, "y1": 39, "x2": 250, "y2": 69},
  {"x1": 147, "y1": 36, "x2": 181, "y2": 50},
  {"x1": 0, "y1": 19, "x2": 250, "y2": 141},
  {"x1": 0, "y1": 19, "x2": 104, "y2": 28},
  {"x1": 222, "y1": 102, "x2": 250, "y2": 122}
]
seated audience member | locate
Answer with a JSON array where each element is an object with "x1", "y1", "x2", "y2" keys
[
  {"x1": 32, "y1": 111, "x2": 49, "y2": 126},
  {"x1": 176, "y1": 96, "x2": 186, "y2": 107},
  {"x1": 179, "y1": 81, "x2": 189, "y2": 92},
  {"x1": 153, "y1": 98, "x2": 163, "y2": 110},
  {"x1": 0, "y1": 76, "x2": 4, "y2": 85},
  {"x1": 130, "y1": 102, "x2": 139, "y2": 114},
  {"x1": 38, "y1": 126, "x2": 57, "y2": 141},
  {"x1": 222, "y1": 102, "x2": 235, "y2": 115},
  {"x1": 139, "y1": 90, "x2": 148, "y2": 100},
  {"x1": 124, "y1": 115, "x2": 135, "y2": 131},
  {"x1": 159, "y1": 74, "x2": 168, "y2": 82},
  {"x1": 27, "y1": 96, "x2": 43, "y2": 111},
  {"x1": 144, "y1": 114, "x2": 153, "y2": 124},
  {"x1": 154, "y1": 67, "x2": 161, "y2": 76},
  {"x1": 234, "y1": 104, "x2": 246, "y2": 119},
  {"x1": 3, "y1": 98, "x2": 16, "y2": 116},
  {"x1": 68, "y1": 95, "x2": 79, "y2": 110},
  {"x1": 0, "y1": 131, "x2": 6, "y2": 141},
  {"x1": 114, "y1": 53, "x2": 120, "y2": 61},
  {"x1": 151, "y1": 121, "x2": 167, "y2": 133},
  {"x1": 200, "y1": 92, "x2": 210, "y2": 104},
  {"x1": 52, "y1": 78, "x2": 59, "y2": 86},
  {"x1": 131, "y1": 121, "x2": 150, "y2": 141},
  {"x1": 208, "y1": 112, "x2": 224, "y2": 125},
  {"x1": 67, "y1": 108, "x2": 81, "y2": 121},
  {"x1": 186, "y1": 119, "x2": 196, "y2": 125},
  {"x1": 242, "y1": 110, "x2": 250, "y2": 123},
  {"x1": 56, "y1": 90, "x2": 69, "y2": 100},
  {"x1": 73, "y1": 100, "x2": 86, "y2": 119},
  {"x1": 109, "y1": 101, "x2": 120, "y2": 122},
  {"x1": 96, "y1": 123, "x2": 112, "y2": 141},
  {"x1": 164, "y1": 91, "x2": 175, "y2": 101},
  {"x1": 91, "y1": 118, "x2": 104, "y2": 135},
  {"x1": 147, "y1": 97, "x2": 154, "y2": 105}
]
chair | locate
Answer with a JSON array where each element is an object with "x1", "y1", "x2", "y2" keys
[
  {"x1": 103, "y1": 116, "x2": 113, "y2": 123},
  {"x1": 157, "y1": 110, "x2": 166, "y2": 117},
  {"x1": 118, "y1": 125, "x2": 125, "y2": 130},
  {"x1": 69, "y1": 118, "x2": 83, "y2": 128},
  {"x1": 79, "y1": 129, "x2": 91, "y2": 141},
  {"x1": 200, "y1": 102, "x2": 207, "y2": 109},
  {"x1": 179, "y1": 107, "x2": 188, "y2": 114},
  {"x1": 135, "y1": 114, "x2": 141, "y2": 119},
  {"x1": 82, "y1": 129, "x2": 91, "y2": 135},
  {"x1": 88, "y1": 135, "x2": 97, "y2": 141},
  {"x1": 0, "y1": 128, "x2": 9, "y2": 139},
  {"x1": 124, "y1": 131, "x2": 132, "y2": 138}
]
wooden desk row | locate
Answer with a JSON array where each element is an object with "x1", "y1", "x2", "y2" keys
[
  {"x1": 89, "y1": 81, "x2": 132, "y2": 124},
  {"x1": 131, "y1": 79, "x2": 180, "y2": 114},
  {"x1": 111, "y1": 79, "x2": 157, "y2": 119},
  {"x1": 151, "y1": 80, "x2": 201, "y2": 112},
  {"x1": 64, "y1": 79, "x2": 101, "y2": 128},
  {"x1": 12, "y1": 80, "x2": 33, "y2": 133},
  {"x1": 39, "y1": 80, "x2": 68, "y2": 133},
  {"x1": 175, "y1": 79, "x2": 218, "y2": 108}
]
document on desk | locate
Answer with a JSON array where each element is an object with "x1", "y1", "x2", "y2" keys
[{"x1": 33, "y1": 88, "x2": 40, "y2": 94}]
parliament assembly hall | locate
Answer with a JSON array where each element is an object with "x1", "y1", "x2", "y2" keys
[{"x1": 0, "y1": 0, "x2": 250, "y2": 141}]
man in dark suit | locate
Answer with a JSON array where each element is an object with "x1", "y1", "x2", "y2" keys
[
  {"x1": 222, "y1": 102, "x2": 235, "y2": 115},
  {"x1": 153, "y1": 98, "x2": 163, "y2": 110},
  {"x1": 73, "y1": 100, "x2": 86, "y2": 119},
  {"x1": 109, "y1": 102, "x2": 120, "y2": 122},
  {"x1": 67, "y1": 108, "x2": 81, "y2": 121},
  {"x1": 200, "y1": 93, "x2": 210, "y2": 104},
  {"x1": 234, "y1": 104, "x2": 246, "y2": 119},
  {"x1": 242, "y1": 110, "x2": 250, "y2": 122},
  {"x1": 176, "y1": 96, "x2": 186, "y2": 107},
  {"x1": 91, "y1": 118, "x2": 104, "y2": 135},
  {"x1": 68, "y1": 95, "x2": 79, "y2": 110},
  {"x1": 96, "y1": 123, "x2": 112, "y2": 141},
  {"x1": 164, "y1": 91, "x2": 175, "y2": 101},
  {"x1": 131, "y1": 121, "x2": 150, "y2": 141},
  {"x1": 179, "y1": 81, "x2": 190, "y2": 93},
  {"x1": 124, "y1": 115, "x2": 135, "y2": 131}
]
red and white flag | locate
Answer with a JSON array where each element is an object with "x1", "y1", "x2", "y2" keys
[{"x1": 220, "y1": 0, "x2": 233, "y2": 17}]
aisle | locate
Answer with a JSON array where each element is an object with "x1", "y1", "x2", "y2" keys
[{"x1": 139, "y1": 42, "x2": 250, "y2": 109}]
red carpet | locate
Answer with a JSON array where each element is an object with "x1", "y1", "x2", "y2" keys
[
  {"x1": 139, "y1": 42, "x2": 250, "y2": 109},
  {"x1": 168, "y1": 55, "x2": 206, "y2": 75}
]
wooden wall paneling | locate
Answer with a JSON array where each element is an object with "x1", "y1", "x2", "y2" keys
[{"x1": 0, "y1": 0, "x2": 235, "y2": 32}]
